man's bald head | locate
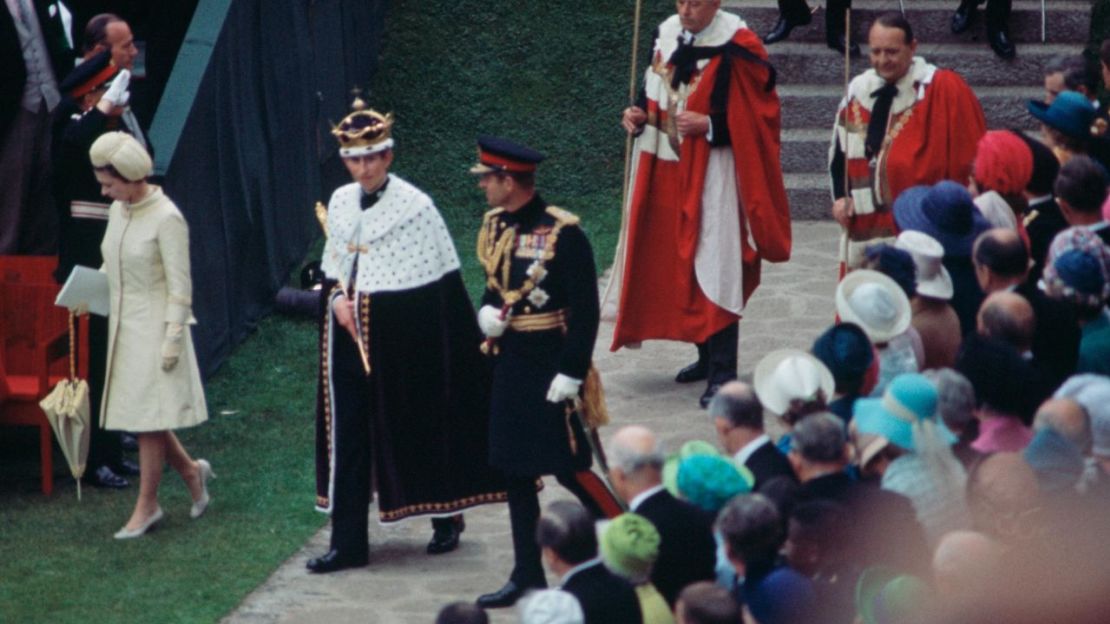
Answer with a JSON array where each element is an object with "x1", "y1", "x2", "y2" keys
[
  {"x1": 608, "y1": 425, "x2": 664, "y2": 485},
  {"x1": 977, "y1": 291, "x2": 1035, "y2": 353},
  {"x1": 973, "y1": 228, "x2": 1030, "y2": 282},
  {"x1": 968, "y1": 453, "x2": 1042, "y2": 541},
  {"x1": 933, "y1": 530, "x2": 1005, "y2": 601},
  {"x1": 1035, "y1": 398, "x2": 1092, "y2": 454},
  {"x1": 708, "y1": 381, "x2": 763, "y2": 430}
]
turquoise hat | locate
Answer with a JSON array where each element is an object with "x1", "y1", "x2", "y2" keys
[
  {"x1": 853, "y1": 373, "x2": 956, "y2": 452},
  {"x1": 662, "y1": 440, "x2": 754, "y2": 513}
]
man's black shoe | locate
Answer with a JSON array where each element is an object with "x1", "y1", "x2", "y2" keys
[
  {"x1": 988, "y1": 29, "x2": 1015, "y2": 60},
  {"x1": 121, "y1": 433, "x2": 138, "y2": 452},
  {"x1": 826, "y1": 33, "x2": 860, "y2": 57},
  {"x1": 427, "y1": 515, "x2": 465, "y2": 554},
  {"x1": 84, "y1": 465, "x2": 129, "y2": 489},
  {"x1": 951, "y1": 1, "x2": 975, "y2": 34},
  {"x1": 112, "y1": 459, "x2": 141, "y2": 476},
  {"x1": 477, "y1": 581, "x2": 534, "y2": 609},
  {"x1": 305, "y1": 549, "x2": 368, "y2": 573},
  {"x1": 763, "y1": 17, "x2": 797, "y2": 45},
  {"x1": 699, "y1": 383, "x2": 723, "y2": 409},
  {"x1": 675, "y1": 359, "x2": 708, "y2": 384}
]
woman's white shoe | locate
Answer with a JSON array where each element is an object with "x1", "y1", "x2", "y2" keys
[
  {"x1": 114, "y1": 506, "x2": 164, "y2": 539},
  {"x1": 190, "y1": 459, "x2": 215, "y2": 519}
]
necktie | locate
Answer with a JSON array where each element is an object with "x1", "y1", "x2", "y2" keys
[
  {"x1": 866, "y1": 82, "x2": 899, "y2": 159},
  {"x1": 668, "y1": 32, "x2": 698, "y2": 88}
]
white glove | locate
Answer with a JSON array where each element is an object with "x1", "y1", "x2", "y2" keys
[
  {"x1": 478, "y1": 305, "x2": 509, "y2": 338},
  {"x1": 161, "y1": 322, "x2": 184, "y2": 371},
  {"x1": 102, "y1": 69, "x2": 131, "y2": 107},
  {"x1": 546, "y1": 373, "x2": 582, "y2": 403}
]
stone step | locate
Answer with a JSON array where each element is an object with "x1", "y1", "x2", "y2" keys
[
  {"x1": 724, "y1": 0, "x2": 1088, "y2": 46},
  {"x1": 785, "y1": 174, "x2": 834, "y2": 220},
  {"x1": 768, "y1": 41, "x2": 1083, "y2": 88},
  {"x1": 777, "y1": 83, "x2": 1040, "y2": 129}
]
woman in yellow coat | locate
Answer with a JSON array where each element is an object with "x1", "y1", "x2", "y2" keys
[{"x1": 88, "y1": 131, "x2": 213, "y2": 539}]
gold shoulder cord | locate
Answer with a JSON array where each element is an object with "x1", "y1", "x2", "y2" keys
[{"x1": 477, "y1": 206, "x2": 576, "y2": 307}]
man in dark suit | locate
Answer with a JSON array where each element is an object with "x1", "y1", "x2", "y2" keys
[
  {"x1": 710, "y1": 381, "x2": 794, "y2": 491},
  {"x1": 788, "y1": 413, "x2": 930, "y2": 576},
  {"x1": 1055, "y1": 155, "x2": 1110, "y2": 246},
  {"x1": 607, "y1": 425, "x2": 717, "y2": 606},
  {"x1": 0, "y1": 0, "x2": 73, "y2": 254},
  {"x1": 537, "y1": 501, "x2": 642, "y2": 624},
  {"x1": 1014, "y1": 131, "x2": 1065, "y2": 284},
  {"x1": 972, "y1": 228, "x2": 1080, "y2": 389}
]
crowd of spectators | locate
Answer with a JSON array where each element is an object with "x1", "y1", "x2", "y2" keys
[{"x1": 435, "y1": 43, "x2": 1110, "y2": 624}]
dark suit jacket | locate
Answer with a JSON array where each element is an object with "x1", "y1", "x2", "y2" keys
[
  {"x1": 561, "y1": 560, "x2": 642, "y2": 624},
  {"x1": 1, "y1": 1, "x2": 74, "y2": 139},
  {"x1": 795, "y1": 473, "x2": 929, "y2": 576},
  {"x1": 0, "y1": 7, "x2": 27, "y2": 139},
  {"x1": 744, "y1": 439, "x2": 797, "y2": 492},
  {"x1": 1025, "y1": 198, "x2": 1068, "y2": 285},
  {"x1": 634, "y1": 488, "x2": 716, "y2": 606},
  {"x1": 1015, "y1": 279, "x2": 1080, "y2": 388}
]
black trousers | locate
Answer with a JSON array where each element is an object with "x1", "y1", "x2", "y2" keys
[
  {"x1": 777, "y1": 0, "x2": 851, "y2": 35},
  {"x1": 961, "y1": 0, "x2": 1011, "y2": 26},
  {"x1": 83, "y1": 314, "x2": 121, "y2": 470},
  {"x1": 327, "y1": 329, "x2": 454, "y2": 554},
  {"x1": 695, "y1": 321, "x2": 739, "y2": 386},
  {"x1": 505, "y1": 472, "x2": 622, "y2": 587}
]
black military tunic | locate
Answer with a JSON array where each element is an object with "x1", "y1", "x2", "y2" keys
[{"x1": 479, "y1": 194, "x2": 599, "y2": 477}]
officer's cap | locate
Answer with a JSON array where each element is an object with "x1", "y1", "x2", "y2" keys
[
  {"x1": 59, "y1": 50, "x2": 118, "y2": 99},
  {"x1": 469, "y1": 135, "x2": 545, "y2": 174}
]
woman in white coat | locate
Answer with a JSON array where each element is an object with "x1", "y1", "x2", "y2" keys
[{"x1": 87, "y1": 131, "x2": 213, "y2": 539}]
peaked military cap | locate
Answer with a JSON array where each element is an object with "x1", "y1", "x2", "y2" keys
[
  {"x1": 470, "y1": 135, "x2": 545, "y2": 174},
  {"x1": 59, "y1": 50, "x2": 118, "y2": 99}
]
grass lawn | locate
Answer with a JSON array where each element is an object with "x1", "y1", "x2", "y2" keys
[{"x1": 0, "y1": 1, "x2": 672, "y2": 621}]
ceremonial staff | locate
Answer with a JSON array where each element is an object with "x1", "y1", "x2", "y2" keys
[
  {"x1": 838, "y1": 7, "x2": 852, "y2": 280},
  {"x1": 621, "y1": 0, "x2": 644, "y2": 212}
]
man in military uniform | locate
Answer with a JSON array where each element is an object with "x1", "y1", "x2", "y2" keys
[
  {"x1": 471, "y1": 136, "x2": 623, "y2": 608},
  {"x1": 308, "y1": 101, "x2": 507, "y2": 573},
  {"x1": 51, "y1": 49, "x2": 139, "y2": 489}
]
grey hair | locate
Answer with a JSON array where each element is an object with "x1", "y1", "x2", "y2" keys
[
  {"x1": 923, "y1": 368, "x2": 976, "y2": 434},
  {"x1": 792, "y1": 412, "x2": 847, "y2": 463},
  {"x1": 708, "y1": 384, "x2": 764, "y2": 430},
  {"x1": 608, "y1": 436, "x2": 665, "y2": 475}
]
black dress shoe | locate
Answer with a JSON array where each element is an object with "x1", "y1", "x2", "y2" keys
[
  {"x1": 699, "y1": 383, "x2": 723, "y2": 409},
  {"x1": 112, "y1": 458, "x2": 141, "y2": 476},
  {"x1": 988, "y1": 28, "x2": 1015, "y2": 60},
  {"x1": 675, "y1": 359, "x2": 708, "y2": 383},
  {"x1": 305, "y1": 549, "x2": 368, "y2": 573},
  {"x1": 84, "y1": 465, "x2": 129, "y2": 489},
  {"x1": 477, "y1": 581, "x2": 534, "y2": 609},
  {"x1": 826, "y1": 33, "x2": 860, "y2": 57},
  {"x1": 763, "y1": 17, "x2": 797, "y2": 45},
  {"x1": 951, "y1": 1, "x2": 976, "y2": 34},
  {"x1": 427, "y1": 515, "x2": 465, "y2": 554}
]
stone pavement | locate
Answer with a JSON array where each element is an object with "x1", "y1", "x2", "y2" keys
[{"x1": 222, "y1": 222, "x2": 841, "y2": 624}]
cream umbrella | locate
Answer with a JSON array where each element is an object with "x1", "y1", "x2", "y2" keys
[{"x1": 39, "y1": 314, "x2": 91, "y2": 500}]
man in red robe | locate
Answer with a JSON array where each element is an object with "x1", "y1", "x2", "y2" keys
[
  {"x1": 607, "y1": 0, "x2": 792, "y2": 408},
  {"x1": 829, "y1": 13, "x2": 985, "y2": 271}
]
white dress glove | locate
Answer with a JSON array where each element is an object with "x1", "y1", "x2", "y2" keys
[
  {"x1": 478, "y1": 305, "x2": 509, "y2": 338},
  {"x1": 161, "y1": 322, "x2": 184, "y2": 371},
  {"x1": 546, "y1": 373, "x2": 582, "y2": 403},
  {"x1": 102, "y1": 69, "x2": 131, "y2": 107}
]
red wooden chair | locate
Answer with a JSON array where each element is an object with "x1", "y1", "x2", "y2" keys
[{"x1": 0, "y1": 256, "x2": 88, "y2": 495}]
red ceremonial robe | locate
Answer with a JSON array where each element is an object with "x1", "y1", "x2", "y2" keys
[
  {"x1": 832, "y1": 61, "x2": 985, "y2": 250},
  {"x1": 610, "y1": 14, "x2": 791, "y2": 351}
]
